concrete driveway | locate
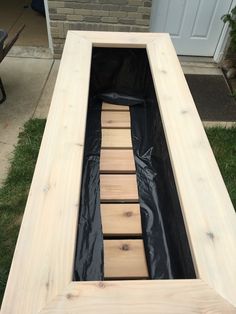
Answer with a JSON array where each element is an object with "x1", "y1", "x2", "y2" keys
[{"x1": 0, "y1": 55, "x2": 59, "y2": 184}]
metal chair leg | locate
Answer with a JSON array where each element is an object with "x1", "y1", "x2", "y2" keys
[{"x1": 0, "y1": 77, "x2": 6, "y2": 104}]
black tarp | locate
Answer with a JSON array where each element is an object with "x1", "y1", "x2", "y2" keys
[{"x1": 74, "y1": 48, "x2": 195, "y2": 281}]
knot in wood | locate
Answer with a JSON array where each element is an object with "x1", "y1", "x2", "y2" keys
[
  {"x1": 125, "y1": 211, "x2": 133, "y2": 217},
  {"x1": 122, "y1": 244, "x2": 129, "y2": 251},
  {"x1": 98, "y1": 281, "x2": 105, "y2": 288}
]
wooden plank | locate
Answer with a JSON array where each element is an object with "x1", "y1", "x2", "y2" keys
[
  {"x1": 104, "y1": 240, "x2": 148, "y2": 279},
  {"x1": 101, "y1": 111, "x2": 130, "y2": 128},
  {"x1": 147, "y1": 35, "x2": 236, "y2": 306},
  {"x1": 70, "y1": 30, "x2": 165, "y2": 48},
  {"x1": 100, "y1": 149, "x2": 135, "y2": 173},
  {"x1": 2, "y1": 31, "x2": 236, "y2": 314},
  {"x1": 39, "y1": 281, "x2": 236, "y2": 314},
  {"x1": 100, "y1": 174, "x2": 139, "y2": 202},
  {"x1": 102, "y1": 102, "x2": 129, "y2": 111},
  {"x1": 0, "y1": 33, "x2": 92, "y2": 314},
  {"x1": 101, "y1": 129, "x2": 132, "y2": 148},
  {"x1": 101, "y1": 204, "x2": 142, "y2": 236}
]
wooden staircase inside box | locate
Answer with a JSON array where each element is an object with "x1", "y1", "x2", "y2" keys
[{"x1": 100, "y1": 102, "x2": 149, "y2": 280}]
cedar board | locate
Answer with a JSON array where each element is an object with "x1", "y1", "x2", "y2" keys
[{"x1": 1, "y1": 31, "x2": 236, "y2": 313}]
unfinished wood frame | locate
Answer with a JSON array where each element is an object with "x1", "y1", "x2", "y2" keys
[{"x1": 1, "y1": 31, "x2": 236, "y2": 313}]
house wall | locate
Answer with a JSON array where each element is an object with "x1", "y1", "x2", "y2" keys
[{"x1": 47, "y1": 0, "x2": 152, "y2": 58}]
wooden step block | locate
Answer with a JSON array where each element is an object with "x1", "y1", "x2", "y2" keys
[
  {"x1": 101, "y1": 204, "x2": 142, "y2": 236},
  {"x1": 101, "y1": 111, "x2": 131, "y2": 128},
  {"x1": 100, "y1": 174, "x2": 139, "y2": 202},
  {"x1": 102, "y1": 102, "x2": 129, "y2": 111},
  {"x1": 104, "y1": 240, "x2": 148, "y2": 279},
  {"x1": 100, "y1": 149, "x2": 135, "y2": 173},
  {"x1": 102, "y1": 129, "x2": 132, "y2": 149}
]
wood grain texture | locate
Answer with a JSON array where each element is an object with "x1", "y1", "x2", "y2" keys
[
  {"x1": 102, "y1": 102, "x2": 129, "y2": 111},
  {"x1": 100, "y1": 174, "x2": 139, "y2": 202},
  {"x1": 100, "y1": 149, "x2": 135, "y2": 173},
  {"x1": 0, "y1": 33, "x2": 92, "y2": 314},
  {"x1": 39, "y1": 280, "x2": 236, "y2": 314},
  {"x1": 101, "y1": 129, "x2": 132, "y2": 148},
  {"x1": 101, "y1": 111, "x2": 130, "y2": 128},
  {"x1": 101, "y1": 204, "x2": 142, "y2": 236},
  {"x1": 147, "y1": 35, "x2": 236, "y2": 306},
  {"x1": 70, "y1": 30, "x2": 166, "y2": 47},
  {"x1": 104, "y1": 240, "x2": 148, "y2": 278},
  {"x1": 2, "y1": 31, "x2": 236, "y2": 314}
]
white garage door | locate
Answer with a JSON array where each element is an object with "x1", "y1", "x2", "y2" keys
[{"x1": 150, "y1": 0, "x2": 233, "y2": 56}]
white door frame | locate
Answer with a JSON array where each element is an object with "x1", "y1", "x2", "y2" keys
[
  {"x1": 150, "y1": 0, "x2": 235, "y2": 62},
  {"x1": 44, "y1": 0, "x2": 53, "y2": 53},
  {"x1": 214, "y1": 0, "x2": 236, "y2": 62}
]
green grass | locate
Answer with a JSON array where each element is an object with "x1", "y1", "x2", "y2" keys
[
  {"x1": 0, "y1": 119, "x2": 46, "y2": 302},
  {"x1": 206, "y1": 127, "x2": 236, "y2": 210},
  {"x1": 0, "y1": 120, "x2": 235, "y2": 304}
]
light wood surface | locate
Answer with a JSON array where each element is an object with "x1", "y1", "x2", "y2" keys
[
  {"x1": 101, "y1": 204, "x2": 142, "y2": 236},
  {"x1": 102, "y1": 102, "x2": 129, "y2": 111},
  {"x1": 100, "y1": 107, "x2": 145, "y2": 278},
  {"x1": 2, "y1": 31, "x2": 236, "y2": 313},
  {"x1": 101, "y1": 111, "x2": 130, "y2": 128},
  {"x1": 1, "y1": 33, "x2": 92, "y2": 314},
  {"x1": 100, "y1": 149, "x2": 135, "y2": 173},
  {"x1": 100, "y1": 174, "x2": 139, "y2": 202},
  {"x1": 104, "y1": 240, "x2": 148, "y2": 278},
  {"x1": 39, "y1": 281, "x2": 236, "y2": 314},
  {"x1": 101, "y1": 129, "x2": 132, "y2": 148},
  {"x1": 147, "y1": 36, "x2": 236, "y2": 306},
  {"x1": 71, "y1": 30, "x2": 166, "y2": 47}
]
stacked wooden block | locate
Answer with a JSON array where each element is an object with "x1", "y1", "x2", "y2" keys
[{"x1": 100, "y1": 102, "x2": 148, "y2": 279}]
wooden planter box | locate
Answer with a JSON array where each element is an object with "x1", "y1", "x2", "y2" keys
[{"x1": 1, "y1": 32, "x2": 236, "y2": 313}]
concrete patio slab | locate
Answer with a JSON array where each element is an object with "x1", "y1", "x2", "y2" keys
[
  {"x1": 34, "y1": 60, "x2": 60, "y2": 118},
  {"x1": 0, "y1": 0, "x2": 48, "y2": 47},
  {"x1": 9, "y1": 7, "x2": 48, "y2": 47},
  {"x1": 182, "y1": 64, "x2": 222, "y2": 75},
  {"x1": 0, "y1": 56, "x2": 53, "y2": 184},
  {"x1": 8, "y1": 46, "x2": 52, "y2": 59},
  {"x1": 0, "y1": 57, "x2": 53, "y2": 145},
  {"x1": 180, "y1": 59, "x2": 223, "y2": 76},
  {"x1": 0, "y1": 0, "x2": 25, "y2": 32}
]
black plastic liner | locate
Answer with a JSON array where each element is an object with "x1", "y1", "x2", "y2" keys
[
  {"x1": 74, "y1": 97, "x2": 103, "y2": 281},
  {"x1": 74, "y1": 48, "x2": 196, "y2": 280}
]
